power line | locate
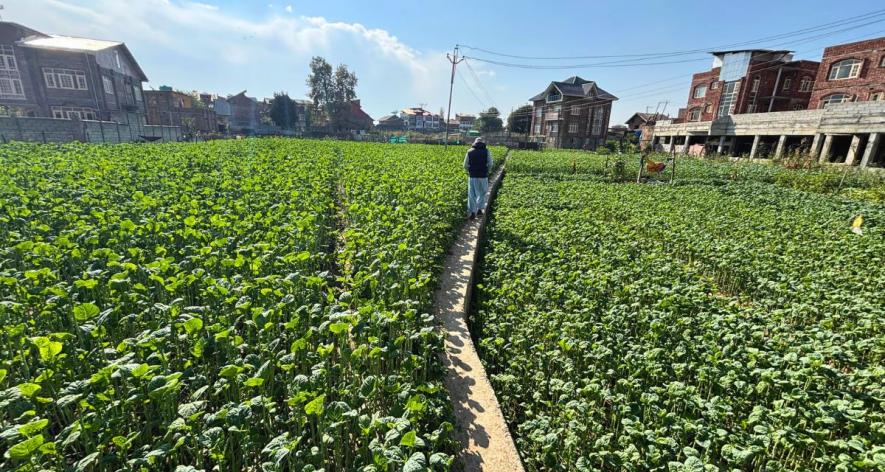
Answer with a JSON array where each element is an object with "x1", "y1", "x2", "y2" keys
[
  {"x1": 458, "y1": 8, "x2": 885, "y2": 61},
  {"x1": 463, "y1": 59, "x2": 499, "y2": 110},
  {"x1": 499, "y1": 30, "x2": 885, "y2": 121}
]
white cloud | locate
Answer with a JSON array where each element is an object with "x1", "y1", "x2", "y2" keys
[{"x1": 6, "y1": 0, "x2": 494, "y2": 116}]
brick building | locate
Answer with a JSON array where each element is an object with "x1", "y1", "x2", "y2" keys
[
  {"x1": 400, "y1": 107, "x2": 441, "y2": 131},
  {"x1": 808, "y1": 37, "x2": 885, "y2": 108},
  {"x1": 227, "y1": 90, "x2": 259, "y2": 135},
  {"x1": 144, "y1": 87, "x2": 216, "y2": 134},
  {"x1": 529, "y1": 76, "x2": 617, "y2": 149},
  {"x1": 679, "y1": 50, "x2": 819, "y2": 123},
  {"x1": 0, "y1": 21, "x2": 148, "y2": 122}
]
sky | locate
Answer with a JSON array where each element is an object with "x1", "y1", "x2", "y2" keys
[{"x1": 6, "y1": 0, "x2": 885, "y2": 124}]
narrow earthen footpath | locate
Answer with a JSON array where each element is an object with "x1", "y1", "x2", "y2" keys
[{"x1": 432, "y1": 166, "x2": 524, "y2": 472}]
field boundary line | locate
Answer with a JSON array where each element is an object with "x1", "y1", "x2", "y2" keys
[{"x1": 432, "y1": 156, "x2": 524, "y2": 472}]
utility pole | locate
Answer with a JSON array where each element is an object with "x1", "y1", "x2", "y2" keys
[{"x1": 444, "y1": 45, "x2": 464, "y2": 150}]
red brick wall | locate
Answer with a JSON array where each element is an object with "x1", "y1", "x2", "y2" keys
[
  {"x1": 684, "y1": 68, "x2": 722, "y2": 122},
  {"x1": 738, "y1": 60, "x2": 819, "y2": 113},
  {"x1": 809, "y1": 37, "x2": 885, "y2": 108}
]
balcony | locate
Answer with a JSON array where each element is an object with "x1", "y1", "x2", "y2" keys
[{"x1": 545, "y1": 112, "x2": 560, "y2": 121}]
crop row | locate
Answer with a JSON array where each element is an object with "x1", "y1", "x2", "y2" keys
[
  {"x1": 474, "y1": 153, "x2": 884, "y2": 471},
  {"x1": 0, "y1": 139, "x2": 498, "y2": 471},
  {"x1": 505, "y1": 150, "x2": 885, "y2": 201}
]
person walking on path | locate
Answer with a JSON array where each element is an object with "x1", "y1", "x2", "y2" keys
[{"x1": 464, "y1": 137, "x2": 493, "y2": 220}]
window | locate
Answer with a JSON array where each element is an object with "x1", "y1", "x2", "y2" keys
[
  {"x1": 115, "y1": 50, "x2": 122, "y2": 69},
  {"x1": 828, "y1": 59, "x2": 862, "y2": 80},
  {"x1": 50, "y1": 106, "x2": 97, "y2": 120},
  {"x1": 43, "y1": 68, "x2": 88, "y2": 90},
  {"x1": 571, "y1": 105, "x2": 579, "y2": 115},
  {"x1": 535, "y1": 107, "x2": 542, "y2": 117},
  {"x1": 549, "y1": 122, "x2": 559, "y2": 133},
  {"x1": 689, "y1": 108, "x2": 701, "y2": 121},
  {"x1": 0, "y1": 78, "x2": 23, "y2": 98},
  {"x1": 591, "y1": 107, "x2": 604, "y2": 135},
  {"x1": 534, "y1": 123, "x2": 541, "y2": 134},
  {"x1": 821, "y1": 93, "x2": 851, "y2": 108},
  {"x1": 799, "y1": 76, "x2": 813, "y2": 92},
  {"x1": 133, "y1": 85, "x2": 142, "y2": 102},
  {"x1": 717, "y1": 81, "x2": 740, "y2": 118},
  {"x1": 0, "y1": 45, "x2": 25, "y2": 100},
  {"x1": 693, "y1": 84, "x2": 707, "y2": 98},
  {"x1": 553, "y1": 105, "x2": 561, "y2": 113},
  {"x1": 0, "y1": 45, "x2": 17, "y2": 71},
  {"x1": 103, "y1": 76, "x2": 114, "y2": 94},
  {"x1": 880, "y1": 55, "x2": 885, "y2": 67},
  {"x1": 751, "y1": 76, "x2": 760, "y2": 92},
  {"x1": 568, "y1": 122, "x2": 578, "y2": 133},
  {"x1": 710, "y1": 81, "x2": 719, "y2": 90},
  {"x1": 546, "y1": 92, "x2": 562, "y2": 103},
  {"x1": 870, "y1": 91, "x2": 885, "y2": 102},
  {"x1": 782, "y1": 77, "x2": 792, "y2": 91},
  {"x1": 704, "y1": 104, "x2": 712, "y2": 114}
]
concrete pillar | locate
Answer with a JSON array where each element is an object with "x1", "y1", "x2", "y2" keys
[
  {"x1": 749, "y1": 135, "x2": 761, "y2": 159},
  {"x1": 819, "y1": 134, "x2": 834, "y2": 163},
  {"x1": 845, "y1": 134, "x2": 862, "y2": 166},
  {"x1": 860, "y1": 133, "x2": 881, "y2": 168},
  {"x1": 810, "y1": 133, "x2": 824, "y2": 161},
  {"x1": 774, "y1": 135, "x2": 787, "y2": 159},
  {"x1": 717, "y1": 136, "x2": 726, "y2": 154}
]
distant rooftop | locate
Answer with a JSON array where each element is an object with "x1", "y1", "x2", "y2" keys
[{"x1": 708, "y1": 49, "x2": 793, "y2": 56}]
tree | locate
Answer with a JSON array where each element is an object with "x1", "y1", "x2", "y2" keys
[
  {"x1": 268, "y1": 92, "x2": 299, "y2": 130},
  {"x1": 307, "y1": 57, "x2": 359, "y2": 132},
  {"x1": 475, "y1": 107, "x2": 503, "y2": 133},
  {"x1": 507, "y1": 105, "x2": 533, "y2": 134}
]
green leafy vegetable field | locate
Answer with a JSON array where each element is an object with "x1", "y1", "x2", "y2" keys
[
  {"x1": 0, "y1": 139, "x2": 499, "y2": 471},
  {"x1": 474, "y1": 150, "x2": 885, "y2": 471}
]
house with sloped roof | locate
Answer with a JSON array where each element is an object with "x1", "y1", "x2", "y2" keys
[
  {"x1": 625, "y1": 112, "x2": 669, "y2": 131},
  {"x1": 529, "y1": 76, "x2": 618, "y2": 149},
  {"x1": 0, "y1": 21, "x2": 148, "y2": 123}
]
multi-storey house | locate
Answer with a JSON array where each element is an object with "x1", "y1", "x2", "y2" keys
[
  {"x1": 529, "y1": 76, "x2": 617, "y2": 149},
  {"x1": 0, "y1": 21, "x2": 148, "y2": 122},
  {"x1": 679, "y1": 50, "x2": 819, "y2": 122},
  {"x1": 809, "y1": 37, "x2": 885, "y2": 108}
]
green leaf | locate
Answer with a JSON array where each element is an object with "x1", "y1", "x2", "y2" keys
[
  {"x1": 17, "y1": 383, "x2": 41, "y2": 398},
  {"x1": 74, "y1": 451, "x2": 99, "y2": 471},
  {"x1": 400, "y1": 430, "x2": 417, "y2": 447},
  {"x1": 0, "y1": 369, "x2": 6, "y2": 384},
  {"x1": 329, "y1": 322, "x2": 349, "y2": 334},
  {"x1": 18, "y1": 418, "x2": 49, "y2": 437},
  {"x1": 73, "y1": 302, "x2": 100, "y2": 321},
  {"x1": 402, "y1": 452, "x2": 427, "y2": 472},
  {"x1": 5, "y1": 434, "x2": 43, "y2": 460},
  {"x1": 244, "y1": 377, "x2": 265, "y2": 387},
  {"x1": 31, "y1": 336, "x2": 63, "y2": 362},
  {"x1": 304, "y1": 394, "x2": 325, "y2": 416},
  {"x1": 182, "y1": 318, "x2": 203, "y2": 335},
  {"x1": 219, "y1": 364, "x2": 242, "y2": 379},
  {"x1": 184, "y1": 216, "x2": 197, "y2": 226}
]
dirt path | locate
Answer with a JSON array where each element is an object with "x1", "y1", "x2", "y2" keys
[{"x1": 433, "y1": 166, "x2": 524, "y2": 472}]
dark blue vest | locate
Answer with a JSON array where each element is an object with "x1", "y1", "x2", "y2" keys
[{"x1": 467, "y1": 144, "x2": 489, "y2": 178}]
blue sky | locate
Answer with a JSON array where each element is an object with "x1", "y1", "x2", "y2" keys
[{"x1": 8, "y1": 0, "x2": 885, "y2": 123}]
